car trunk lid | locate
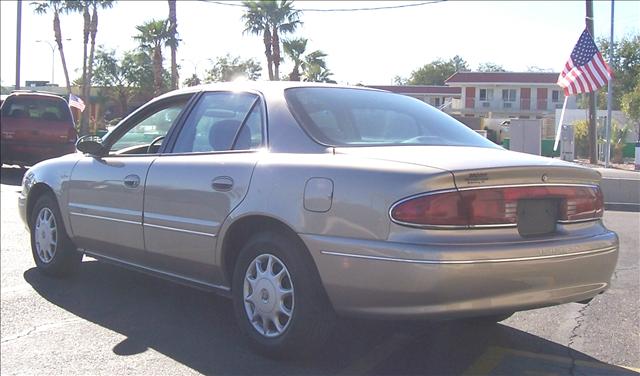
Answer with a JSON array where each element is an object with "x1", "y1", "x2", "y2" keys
[{"x1": 334, "y1": 145, "x2": 601, "y2": 187}]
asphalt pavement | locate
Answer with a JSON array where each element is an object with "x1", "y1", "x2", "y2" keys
[{"x1": 1, "y1": 166, "x2": 639, "y2": 375}]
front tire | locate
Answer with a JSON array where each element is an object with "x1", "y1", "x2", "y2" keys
[
  {"x1": 30, "y1": 193, "x2": 82, "y2": 277},
  {"x1": 232, "y1": 231, "x2": 335, "y2": 358}
]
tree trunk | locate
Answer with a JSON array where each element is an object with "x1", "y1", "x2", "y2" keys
[
  {"x1": 118, "y1": 90, "x2": 128, "y2": 117},
  {"x1": 168, "y1": 0, "x2": 178, "y2": 90},
  {"x1": 154, "y1": 47, "x2": 163, "y2": 95},
  {"x1": 272, "y1": 27, "x2": 280, "y2": 81},
  {"x1": 79, "y1": 6, "x2": 91, "y2": 136},
  {"x1": 86, "y1": 5, "x2": 99, "y2": 134},
  {"x1": 263, "y1": 29, "x2": 273, "y2": 80},
  {"x1": 53, "y1": 11, "x2": 72, "y2": 95}
]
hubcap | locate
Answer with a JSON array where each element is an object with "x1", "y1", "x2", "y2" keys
[
  {"x1": 34, "y1": 207, "x2": 57, "y2": 263},
  {"x1": 243, "y1": 253, "x2": 294, "y2": 338}
]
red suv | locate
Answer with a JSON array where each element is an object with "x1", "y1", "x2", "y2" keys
[{"x1": 1, "y1": 91, "x2": 77, "y2": 167}]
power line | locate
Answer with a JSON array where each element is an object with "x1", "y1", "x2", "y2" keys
[{"x1": 199, "y1": 1, "x2": 445, "y2": 12}]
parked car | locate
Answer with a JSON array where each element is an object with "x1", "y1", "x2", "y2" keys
[
  {"x1": 1, "y1": 91, "x2": 77, "y2": 167},
  {"x1": 19, "y1": 82, "x2": 618, "y2": 356}
]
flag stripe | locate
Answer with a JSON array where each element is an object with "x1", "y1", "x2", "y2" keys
[{"x1": 587, "y1": 60, "x2": 605, "y2": 87}]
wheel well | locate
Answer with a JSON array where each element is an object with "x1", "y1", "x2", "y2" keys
[
  {"x1": 221, "y1": 216, "x2": 318, "y2": 288},
  {"x1": 26, "y1": 183, "x2": 56, "y2": 228}
]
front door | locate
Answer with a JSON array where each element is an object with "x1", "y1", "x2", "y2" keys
[
  {"x1": 143, "y1": 91, "x2": 265, "y2": 285},
  {"x1": 67, "y1": 95, "x2": 193, "y2": 263}
]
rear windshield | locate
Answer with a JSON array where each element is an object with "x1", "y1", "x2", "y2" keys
[
  {"x1": 1, "y1": 95, "x2": 72, "y2": 122},
  {"x1": 285, "y1": 87, "x2": 498, "y2": 148}
]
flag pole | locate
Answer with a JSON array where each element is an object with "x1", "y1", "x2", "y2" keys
[
  {"x1": 605, "y1": 0, "x2": 614, "y2": 167},
  {"x1": 554, "y1": 95, "x2": 569, "y2": 152}
]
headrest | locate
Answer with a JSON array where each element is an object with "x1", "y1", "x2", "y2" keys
[{"x1": 208, "y1": 119, "x2": 251, "y2": 151}]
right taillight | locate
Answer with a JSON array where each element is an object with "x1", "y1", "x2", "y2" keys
[{"x1": 390, "y1": 185, "x2": 603, "y2": 228}]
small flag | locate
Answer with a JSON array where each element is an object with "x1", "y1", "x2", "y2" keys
[
  {"x1": 68, "y1": 93, "x2": 85, "y2": 112},
  {"x1": 557, "y1": 28, "x2": 612, "y2": 96}
]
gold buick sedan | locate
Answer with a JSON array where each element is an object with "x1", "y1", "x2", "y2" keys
[{"x1": 19, "y1": 82, "x2": 618, "y2": 356}]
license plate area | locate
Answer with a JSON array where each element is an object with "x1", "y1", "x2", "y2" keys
[{"x1": 517, "y1": 199, "x2": 559, "y2": 237}]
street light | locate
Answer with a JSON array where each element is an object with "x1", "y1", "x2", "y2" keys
[{"x1": 35, "y1": 39, "x2": 71, "y2": 85}]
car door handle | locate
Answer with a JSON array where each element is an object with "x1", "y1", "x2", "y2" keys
[
  {"x1": 212, "y1": 176, "x2": 234, "y2": 191},
  {"x1": 123, "y1": 174, "x2": 140, "y2": 188}
]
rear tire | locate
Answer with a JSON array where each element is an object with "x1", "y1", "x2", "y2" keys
[
  {"x1": 30, "y1": 193, "x2": 82, "y2": 277},
  {"x1": 232, "y1": 231, "x2": 335, "y2": 358}
]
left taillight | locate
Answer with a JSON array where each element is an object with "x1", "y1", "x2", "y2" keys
[{"x1": 390, "y1": 185, "x2": 604, "y2": 228}]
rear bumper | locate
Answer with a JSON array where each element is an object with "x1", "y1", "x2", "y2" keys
[
  {"x1": 302, "y1": 230, "x2": 619, "y2": 319},
  {"x1": 1, "y1": 141, "x2": 75, "y2": 166}
]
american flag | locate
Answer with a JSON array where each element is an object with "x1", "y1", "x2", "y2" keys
[
  {"x1": 557, "y1": 29, "x2": 612, "y2": 96},
  {"x1": 68, "y1": 93, "x2": 85, "y2": 112}
]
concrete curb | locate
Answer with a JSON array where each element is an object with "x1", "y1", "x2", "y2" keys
[{"x1": 600, "y1": 174, "x2": 640, "y2": 212}]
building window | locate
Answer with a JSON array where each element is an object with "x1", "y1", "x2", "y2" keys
[
  {"x1": 479, "y1": 89, "x2": 494, "y2": 101},
  {"x1": 502, "y1": 89, "x2": 516, "y2": 102},
  {"x1": 552, "y1": 90, "x2": 560, "y2": 102}
]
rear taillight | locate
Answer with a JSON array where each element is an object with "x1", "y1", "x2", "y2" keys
[{"x1": 390, "y1": 185, "x2": 603, "y2": 228}]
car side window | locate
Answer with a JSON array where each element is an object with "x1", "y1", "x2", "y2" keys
[
  {"x1": 108, "y1": 98, "x2": 189, "y2": 154},
  {"x1": 171, "y1": 92, "x2": 263, "y2": 153}
]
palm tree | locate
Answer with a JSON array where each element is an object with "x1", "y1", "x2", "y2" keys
[
  {"x1": 167, "y1": 0, "x2": 179, "y2": 89},
  {"x1": 134, "y1": 19, "x2": 171, "y2": 95},
  {"x1": 32, "y1": 0, "x2": 72, "y2": 95},
  {"x1": 242, "y1": 1, "x2": 302, "y2": 81},
  {"x1": 269, "y1": 1, "x2": 302, "y2": 80},
  {"x1": 242, "y1": 1, "x2": 273, "y2": 80},
  {"x1": 302, "y1": 50, "x2": 334, "y2": 83},
  {"x1": 283, "y1": 37, "x2": 306, "y2": 81},
  {"x1": 66, "y1": 0, "x2": 114, "y2": 136}
]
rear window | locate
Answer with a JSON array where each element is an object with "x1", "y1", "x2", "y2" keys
[
  {"x1": 285, "y1": 87, "x2": 498, "y2": 148},
  {"x1": 1, "y1": 95, "x2": 72, "y2": 122}
]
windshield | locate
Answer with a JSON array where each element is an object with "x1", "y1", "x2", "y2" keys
[
  {"x1": 1, "y1": 95, "x2": 72, "y2": 122},
  {"x1": 285, "y1": 87, "x2": 499, "y2": 148}
]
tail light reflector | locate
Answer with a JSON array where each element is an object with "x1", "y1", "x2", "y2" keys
[{"x1": 390, "y1": 185, "x2": 603, "y2": 227}]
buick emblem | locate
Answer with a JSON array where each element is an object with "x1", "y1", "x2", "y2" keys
[{"x1": 541, "y1": 174, "x2": 549, "y2": 182}]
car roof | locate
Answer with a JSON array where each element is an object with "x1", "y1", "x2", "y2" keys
[
  {"x1": 154, "y1": 81, "x2": 383, "y2": 101},
  {"x1": 7, "y1": 90, "x2": 67, "y2": 101}
]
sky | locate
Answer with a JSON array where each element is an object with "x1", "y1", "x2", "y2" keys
[{"x1": 1, "y1": 0, "x2": 639, "y2": 87}]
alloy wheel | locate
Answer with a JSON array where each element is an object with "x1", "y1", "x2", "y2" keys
[
  {"x1": 34, "y1": 207, "x2": 57, "y2": 263},
  {"x1": 243, "y1": 253, "x2": 294, "y2": 338}
]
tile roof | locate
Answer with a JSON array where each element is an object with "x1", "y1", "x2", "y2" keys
[
  {"x1": 366, "y1": 85, "x2": 461, "y2": 95},
  {"x1": 445, "y1": 72, "x2": 560, "y2": 84}
]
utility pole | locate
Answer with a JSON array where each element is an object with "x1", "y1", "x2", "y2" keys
[
  {"x1": 15, "y1": 0, "x2": 22, "y2": 90},
  {"x1": 586, "y1": 0, "x2": 598, "y2": 164},
  {"x1": 605, "y1": 0, "x2": 614, "y2": 168}
]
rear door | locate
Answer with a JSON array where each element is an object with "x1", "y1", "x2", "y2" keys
[
  {"x1": 142, "y1": 91, "x2": 265, "y2": 285},
  {"x1": 67, "y1": 94, "x2": 193, "y2": 264}
]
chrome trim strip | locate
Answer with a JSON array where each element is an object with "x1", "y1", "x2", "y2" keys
[
  {"x1": 143, "y1": 222, "x2": 217, "y2": 238},
  {"x1": 557, "y1": 218, "x2": 600, "y2": 224},
  {"x1": 389, "y1": 183, "x2": 601, "y2": 230},
  {"x1": 320, "y1": 245, "x2": 617, "y2": 265},
  {"x1": 70, "y1": 212, "x2": 141, "y2": 225},
  {"x1": 84, "y1": 250, "x2": 231, "y2": 291},
  {"x1": 456, "y1": 183, "x2": 599, "y2": 191}
]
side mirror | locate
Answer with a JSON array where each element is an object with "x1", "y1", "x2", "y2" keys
[{"x1": 76, "y1": 135, "x2": 106, "y2": 156}]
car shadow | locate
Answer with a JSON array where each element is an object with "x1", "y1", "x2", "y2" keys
[
  {"x1": 24, "y1": 261, "x2": 635, "y2": 375},
  {"x1": 1, "y1": 166, "x2": 26, "y2": 186}
]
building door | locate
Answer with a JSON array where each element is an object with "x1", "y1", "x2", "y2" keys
[
  {"x1": 521, "y1": 88, "x2": 531, "y2": 110},
  {"x1": 465, "y1": 87, "x2": 475, "y2": 109},
  {"x1": 537, "y1": 88, "x2": 548, "y2": 110}
]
